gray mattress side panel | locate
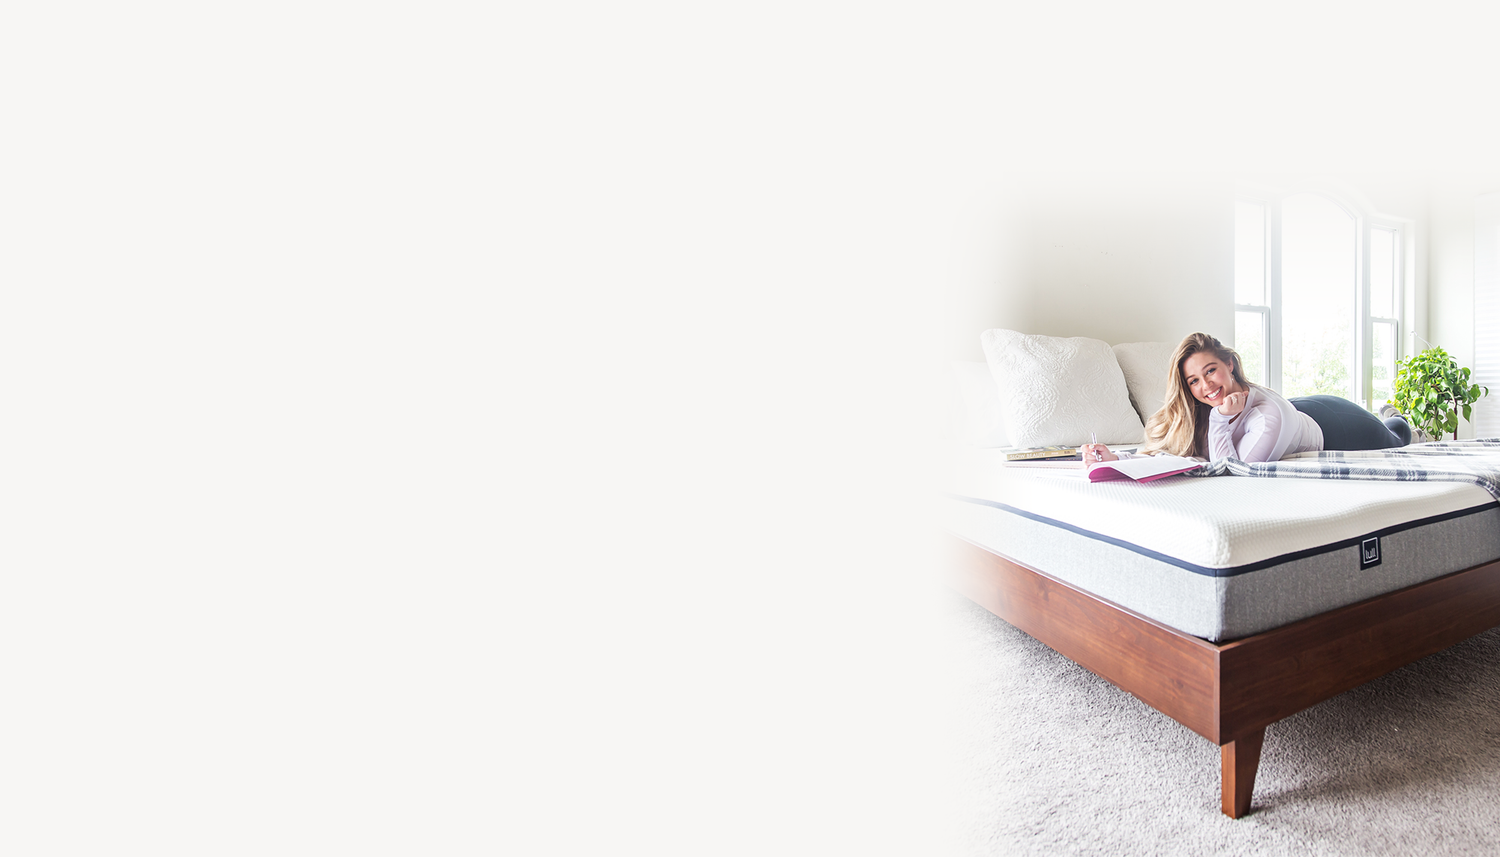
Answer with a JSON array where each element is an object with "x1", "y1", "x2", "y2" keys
[
  {"x1": 1216, "y1": 506, "x2": 1500, "y2": 640},
  {"x1": 942, "y1": 497, "x2": 1500, "y2": 643},
  {"x1": 941, "y1": 498, "x2": 1226, "y2": 640}
]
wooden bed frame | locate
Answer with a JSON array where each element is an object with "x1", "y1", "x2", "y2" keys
[{"x1": 950, "y1": 535, "x2": 1500, "y2": 817}]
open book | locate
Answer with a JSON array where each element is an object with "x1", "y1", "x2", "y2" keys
[{"x1": 1085, "y1": 454, "x2": 1205, "y2": 483}]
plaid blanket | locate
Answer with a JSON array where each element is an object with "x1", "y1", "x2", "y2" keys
[{"x1": 1186, "y1": 439, "x2": 1500, "y2": 502}]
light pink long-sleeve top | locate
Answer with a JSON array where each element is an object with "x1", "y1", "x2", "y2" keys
[
  {"x1": 1206, "y1": 385, "x2": 1323, "y2": 462},
  {"x1": 1115, "y1": 385, "x2": 1324, "y2": 463}
]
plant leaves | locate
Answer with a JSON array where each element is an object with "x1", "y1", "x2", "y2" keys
[{"x1": 1392, "y1": 346, "x2": 1486, "y2": 440}]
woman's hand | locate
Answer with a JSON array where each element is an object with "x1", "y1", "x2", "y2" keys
[
  {"x1": 1217, "y1": 391, "x2": 1248, "y2": 417},
  {"x1": 1079, "y1": 443, "x2": 1118, "y2": 468}
]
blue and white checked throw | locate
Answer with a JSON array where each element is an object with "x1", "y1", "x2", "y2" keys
[{"x1": 1186, "y1": 439, "x2": 1500, "y2": 502}]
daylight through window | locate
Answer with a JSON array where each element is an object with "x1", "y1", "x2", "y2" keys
[{"x1": 1233, "y1": 190, "x2": 1405, "y2": 410}]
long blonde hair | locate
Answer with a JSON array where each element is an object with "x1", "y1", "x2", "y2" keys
[{"x1": 1140, "y1": 332, "x2": 1254, "y2": 458}]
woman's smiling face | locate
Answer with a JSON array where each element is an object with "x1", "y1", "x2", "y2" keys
[{"x1": 1181, "y1": 351, "x2": 1244, "y2": 407}]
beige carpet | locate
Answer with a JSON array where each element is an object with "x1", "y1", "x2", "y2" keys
[{"x1": 948, "y1": 595, "x2": 1500, "y2": 856}]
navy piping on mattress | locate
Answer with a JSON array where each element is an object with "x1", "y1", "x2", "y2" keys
[{"x1": 946, "y1": 493, "x2": 1497, "y2": 579}]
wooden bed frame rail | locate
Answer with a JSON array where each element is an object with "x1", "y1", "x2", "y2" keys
[{"x1": 950, "y1": 536, "x2": 1500, "y2": 817}]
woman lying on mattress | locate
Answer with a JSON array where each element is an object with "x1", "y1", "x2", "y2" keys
[{"x1": 1080, "y1": 332, "x2": 1412, "y2": 465}]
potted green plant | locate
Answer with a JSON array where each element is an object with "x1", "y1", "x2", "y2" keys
[{"x1": 1390, "y1": 346, "x2": 1488, "y2": 441}]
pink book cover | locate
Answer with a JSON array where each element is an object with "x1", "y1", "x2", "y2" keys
[{"x1": 1086, "y1": 456, "x2": 1205, "y2": 483}]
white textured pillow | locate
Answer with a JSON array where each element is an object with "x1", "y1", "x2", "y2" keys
[
  {"x1": 1111, "y1": 341, "x2": 1177, "y2": 424},
  {"x1": 980, "y1": 329, "x2": 1144, "y2": 447},
  {"x1": 950, "y1": 361, "x2": 1010, "y2": 447}
]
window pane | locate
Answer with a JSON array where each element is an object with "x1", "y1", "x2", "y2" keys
[
  {"x1": 1235, "y1": 311, "x2": 1265, "y2": 385},
  {"x1": 1372, "y1": 321, "x2": 1396, "y2": 407},
  {"x1": 1281, "y1": 193, "x2": 1355, "y2": 400},
  {"x1": 1370, "y1": 228, "x2": 1395, "y2": 318},
  {"x1": 1235, "y1": 201, "x2": 1266, "y2": 305}
]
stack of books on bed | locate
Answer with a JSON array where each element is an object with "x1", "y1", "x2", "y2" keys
[{"x1": 1003, "y1": 445, "x2": 1082, "y2": 462}]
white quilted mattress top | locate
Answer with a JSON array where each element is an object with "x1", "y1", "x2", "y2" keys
[{"x1": 944, "y1": 448, "x2": 1497, "y2": 570}]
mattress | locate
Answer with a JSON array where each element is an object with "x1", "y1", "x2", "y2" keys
[{"x1": 942, "y1": 448, "x2": 1500, "y2": 642}]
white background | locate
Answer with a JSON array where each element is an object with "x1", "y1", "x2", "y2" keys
[{"x1": 4, "y1": 2, "x2": 1500, "y2": 854}]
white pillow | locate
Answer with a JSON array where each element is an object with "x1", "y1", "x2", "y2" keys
[
  {"x1": 980, "y1": 329, "x2": 1144, "y2": 447},
  {"x1": 1111, "y1": 341, "x2": 1177, "y2": 424},
  {"x1": 950, "y1": 361, "x2": 1010, "y2": 447}
]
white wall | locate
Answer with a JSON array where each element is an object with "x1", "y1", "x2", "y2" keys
[
  {"x1": 945, "y1": 173, "x2": 1235, "y2": 361},
  {"x1": 947, "y1": 172, "x2": 1500, "y2": 436},
  {"x1": 1428, "y1": 174, "x2": 1500, "y2": 437},
  {"x1": 1429, "y1": 175, "x2": 1500, "y2": 368}
]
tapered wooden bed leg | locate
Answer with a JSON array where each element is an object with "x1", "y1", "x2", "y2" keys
[{"x1": 1220, "y1": 728, "x2": 1265, "y2": 818}]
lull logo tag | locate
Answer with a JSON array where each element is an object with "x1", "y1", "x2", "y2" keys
[{"x1": 1360, "y1": 537, "x2": 1381, "y2": 569}]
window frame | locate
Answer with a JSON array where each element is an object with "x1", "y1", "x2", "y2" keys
[
  {"x1": 1234, "y1": 188, "x2": 1407, "y2": 410},
  {"x1": 1362, "y1": 218, "x2": 1405, "y2": 409},
  {"x1": 1234, "y1": 195, "x2": 1279, "y2": 389}
]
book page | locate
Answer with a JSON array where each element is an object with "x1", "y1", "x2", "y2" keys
[{"x1": 1086, "y1": 454, "x2": 1205, "y2": 483}]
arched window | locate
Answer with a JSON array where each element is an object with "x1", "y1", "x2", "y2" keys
[{"x1": 1235, "y1": 188, "x2": 1406, "y2": 409}]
